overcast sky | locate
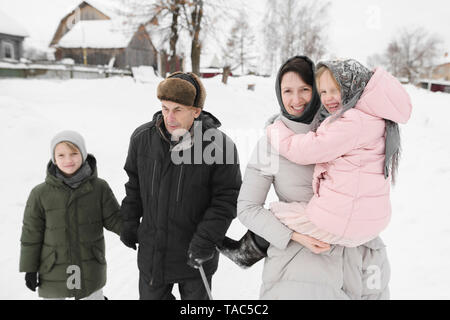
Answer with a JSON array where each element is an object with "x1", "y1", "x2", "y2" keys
[{"x1": 0, "y1": 0, "x2": 448, "y2": 66}]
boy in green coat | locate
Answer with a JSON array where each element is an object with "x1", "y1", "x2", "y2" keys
[{"x1": 19, "y1": 131, "x2": 122, "y2": 300}]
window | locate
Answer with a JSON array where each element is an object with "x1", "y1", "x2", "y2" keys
[{"x1": 2, "y1": 41, "x2": 15, "y2": 60}]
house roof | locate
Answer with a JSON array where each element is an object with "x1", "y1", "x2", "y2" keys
[
  {"x1": 56, "y1": 20, "x2": 133, "y2": 49},
  {"x1": 0, "y1": 9, "x2": 29, "y2": 38},
  {"x1": 65, "y1": 0, "x2": 120, "y2": 20}
]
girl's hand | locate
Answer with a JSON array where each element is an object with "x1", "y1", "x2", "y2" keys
[{"x1": 291, "y1": 232, "x2": 331, "y2": 254}]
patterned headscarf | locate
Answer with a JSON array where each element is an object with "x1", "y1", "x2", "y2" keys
[{"x1": 316, "y1": 59, "x2": 374, "y2": 121}]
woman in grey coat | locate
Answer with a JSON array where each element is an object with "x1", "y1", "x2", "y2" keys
[{"x1": 220, "y1": 56, "x2": 390, "y2": 299}]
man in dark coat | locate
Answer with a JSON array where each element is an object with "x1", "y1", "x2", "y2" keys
[{"x1": 120, "y1": 72, "x2": 242, "y2": 300}]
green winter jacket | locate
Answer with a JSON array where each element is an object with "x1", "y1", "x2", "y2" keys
[{"x1": 19, "y1": 155, "x2": 122, "y2": 299}]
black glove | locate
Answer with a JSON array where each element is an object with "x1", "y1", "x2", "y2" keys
[
  {"x1": 120, "y1": 226, "x2": 138, "y2": 250},
  {"x1": 187, "y1": 249, "x2": 215, "y2": 269},
  {"x1": 25, "y1": 272, "x2": 39, "y2": 292}
]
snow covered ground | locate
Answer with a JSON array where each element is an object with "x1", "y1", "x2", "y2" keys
[{"x1": 1, "y1": 74, "x2": 449, "y2": 299}]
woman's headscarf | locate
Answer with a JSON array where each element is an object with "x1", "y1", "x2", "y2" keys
[{"x1": 275, "y1": 56, "x2": 322, "y2": 124}]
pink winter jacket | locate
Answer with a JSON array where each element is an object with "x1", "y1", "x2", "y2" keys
[{"x1": 267, "y1": 67, "x2": 412, "y2": 239}]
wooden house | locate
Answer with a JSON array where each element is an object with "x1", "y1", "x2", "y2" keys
[
  {"x1": 50, "y1": 1, "x2": 158, "y2": 70},
  {"x1": 431, "y1": 52, "x2": 450, "y2": 81},
  {"x1": 0, "y1": 10, "x2": 29, "y2": 61}
]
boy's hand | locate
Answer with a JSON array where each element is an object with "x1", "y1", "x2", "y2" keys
[
  {"x1": 120, "y1": 227, "x2": 138, "y2": 250},
  {"x1": 25, "y1": 272, "x2": 39, "y2": 292}
]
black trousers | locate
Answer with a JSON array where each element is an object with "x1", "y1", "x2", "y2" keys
[{"x1": 139, "y1": 272, "x2": 212, "y2": 300}]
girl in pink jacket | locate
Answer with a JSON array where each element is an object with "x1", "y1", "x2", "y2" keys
[{"x1": 267, "y1": 59, "x2": 412, "y2": 247}]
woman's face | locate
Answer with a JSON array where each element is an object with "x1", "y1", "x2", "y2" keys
[
  {"x1": 318, "y1": 70, "x2": 342, "y2": 114},
  {"x1": 281, "y1": 72, "x2": 313, "y2": 117}
]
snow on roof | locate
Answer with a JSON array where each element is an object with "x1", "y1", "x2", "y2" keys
[
  {"x1": 56, "y1": 20, "x2": 133, "y2": 49},
  {"x1": 435, "y1": 53, "x2": 450, "y2": 66},
  {"x1": 200, "y1": 54, "x2": 223, "y2": 69},
  {"x1": 0, "y1": 9, "x2": 29, "y2": 38},
  {"x1": 200, "y1": 68, "x2": 222, "y2": 73}
]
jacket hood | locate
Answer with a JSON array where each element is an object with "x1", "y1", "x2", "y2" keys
[
  {"x1": 275, "y1": 56, "x2": 321, "y2": 124},
  {"x1": 46, "y1": 154, "x2": 98, "y2": 186},
  {"x1": 355, "y1": 67, "x2": 412, "y2": 124}
]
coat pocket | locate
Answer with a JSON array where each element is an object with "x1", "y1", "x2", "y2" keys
[
  {"x1": 39, "y1": 250, "x2": 56, "y2": 274},
  {"x1": 92, "y1": 246, "x2": 106, "y2": 265}
]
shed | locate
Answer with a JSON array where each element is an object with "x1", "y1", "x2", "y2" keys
[{"x1": 50, "y1": 1, "x2": 158, "y2": 70}]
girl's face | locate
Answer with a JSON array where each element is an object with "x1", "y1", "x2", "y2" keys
[
  {"x1": 54, "y1": 143, "x2": 83, "y2": 177},
  {"x1": 318, "y1": 70, "x2": 342, "y2": 114},
  {"x1": 281, "y1": 72, "x2": 313, "y2": 117}
]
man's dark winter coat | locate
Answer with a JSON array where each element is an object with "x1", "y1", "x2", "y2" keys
[{"x1": 121, "y1": 111, "x2": 242, "y2": 285}]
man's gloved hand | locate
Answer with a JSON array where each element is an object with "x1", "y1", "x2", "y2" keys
[
  {"x1": 120, "y1": 226, "x2": 138, "y2": 250},
  {"x1": 25, "y1": 272, "x2": 39, "y2": 292},
  {"x1": 187, "y1": 249, "x2": 215, "y2": 269}
]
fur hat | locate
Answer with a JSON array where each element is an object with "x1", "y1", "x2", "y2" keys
[{"x1": 157, "y1": 72, "x2": 206, "y2": 109}]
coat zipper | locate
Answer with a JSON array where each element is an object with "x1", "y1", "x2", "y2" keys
[
  {"x1": 74, "y1": 198, "x2": 86, "y2": 299},
  {"x1": 176, "y1": 165, "x2": 183, "y2": 202},
  {"x1": 151, "y1": 161, "x2": 157, "y2": 196}
]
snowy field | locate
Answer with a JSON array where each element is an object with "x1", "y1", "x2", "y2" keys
[{"x1": 1, "y1": 74, "x2": 449, "y2": 300}]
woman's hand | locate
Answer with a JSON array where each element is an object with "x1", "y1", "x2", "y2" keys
[{"x1": 291, "y1": 232, "x2": 331, "y2": 254}]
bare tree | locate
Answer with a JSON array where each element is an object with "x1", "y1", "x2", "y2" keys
[
  {"x1": 181, "y1": 0, "x2": 203, "y2": 76},
  {"x1": 261, "y1": 1, "x2": 281, "y2": 75},
  {"x1": 367, "y1": 27, "x2": 442, "y2": 83},
  {"x1": 222, "y1": 11, "x2": 256, "y2": 76},
  {"x1": 123, "y1": 0, "x2": 230, "y2": 76},
  {"x1": 262, "y1": 0, "x2": 329, "y2": 74},
  {"x1": 121, "y1": 0, "x2": 184, "y2": 75},
  {"x1": 181, "y1": 0, "x2": 234, "y2": 76},
  {"x1": 397, "y1": 27, "x2": 442, "y2": 82},
  {"x1": 293, "y1": 1, "x2": 328, "y2": 62}
]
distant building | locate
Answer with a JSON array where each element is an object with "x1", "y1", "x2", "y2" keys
[
  {"x1": 50, "y1": 1, "x2": 158, "y2": 70},
  {"x1": 418, "y1": 79, "x2": 450, "y2": 94},
  {"x1": 200, "y1": 54, "x2": 225, "y2": 78},
  {"x1": 0, "y1": 10, "x2": 29, "y2": 61},
  {"x1": 418, "y1": 52, "x2": 450, "y2": 93},
  {"x1": 431, "y1": 52, "x2": 450, "y2": 81}
]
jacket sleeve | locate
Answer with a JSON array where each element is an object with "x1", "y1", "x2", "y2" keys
[
  {"x1": 267, "y1": 113, "x2": 362, "y2": 165},
  {"x1": 237, "y1": 137, "x2": 294, "y2": 250},
  {"x1": 189, "y1": 137, "x2": 242, "y2": 255},
  {"x1": 101, "y1": 181, "x2": 122, "y2": 236},
  {"x1": 120, "y1": 135, "x2": 143, "y2": 234},
  {"x1": 19, "y1": 188, "x2": 45, "y2": 273}
]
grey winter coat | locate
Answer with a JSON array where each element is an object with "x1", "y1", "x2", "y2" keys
[{"x1": 237, "y1": 115, "x2": 390, "y2": 300}]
